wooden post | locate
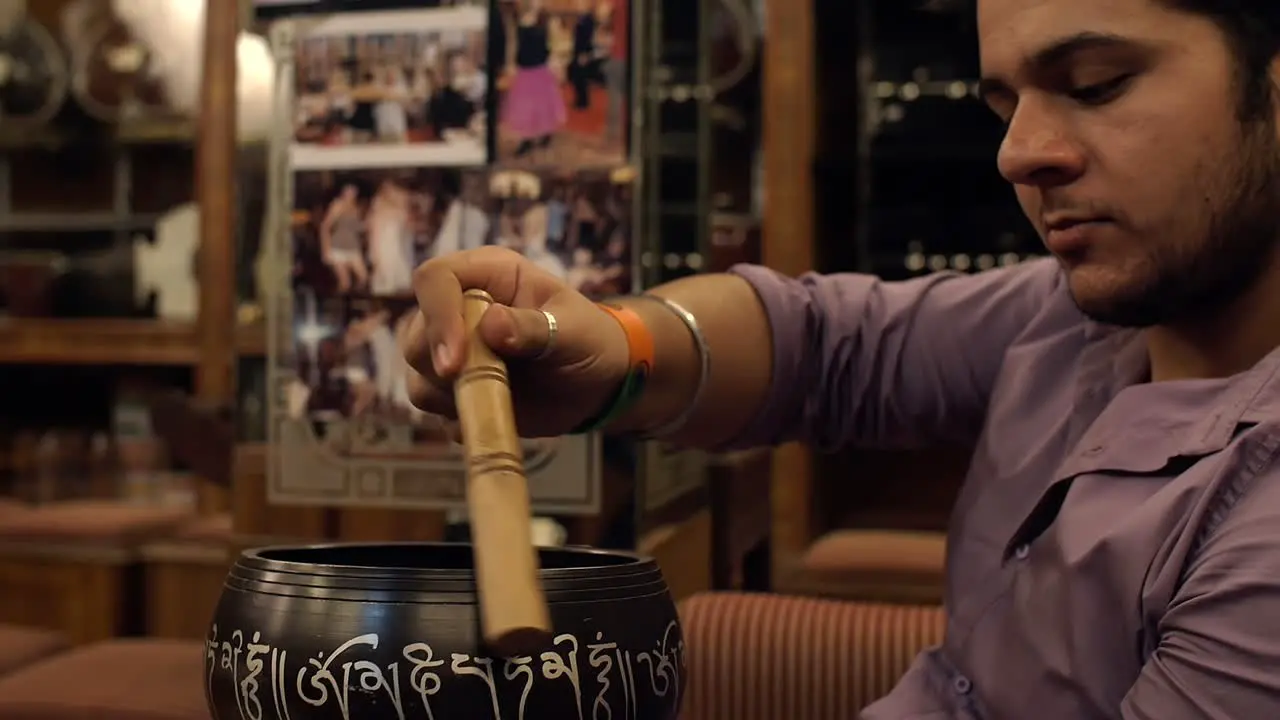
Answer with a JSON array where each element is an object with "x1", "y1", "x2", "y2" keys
[
  {"x1": 762, "y1": 0, "x2": 816, "y2": 581},
  {"x1": 195, "y1": 0, "x2": 239, "y2": 513}
]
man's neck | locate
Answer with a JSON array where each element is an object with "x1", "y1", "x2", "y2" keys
[{"x1": 1146, "y1": 253, "x2": 1280, "y2": 382}]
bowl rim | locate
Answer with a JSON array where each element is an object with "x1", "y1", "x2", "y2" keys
[{"x1": 236, "y1": 541, "x2": 656, "y2": 580}]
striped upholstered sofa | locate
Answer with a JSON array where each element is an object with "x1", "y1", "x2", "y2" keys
[
  {"x1": 679, "y1": 592, "x2": 945, "y2": 719},
  {"x1": 674, "y1": 444, "x2": 965, "y2": 718}
]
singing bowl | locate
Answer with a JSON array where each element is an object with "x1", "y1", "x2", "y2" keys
[{"x1": 204, "y1": 542, "x2": 686, "y2": 720}]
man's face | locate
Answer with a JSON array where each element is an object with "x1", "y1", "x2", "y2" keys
[{"x1": 977, "y1": 0, "x2": 1280, "y2": 327}]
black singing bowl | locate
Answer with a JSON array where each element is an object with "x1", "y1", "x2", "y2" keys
[{"x1": 204, "y1": 542, "x2": 686, "y2": 720}]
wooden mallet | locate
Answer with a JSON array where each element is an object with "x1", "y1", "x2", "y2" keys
[{"x1": 453, "y1": 288, "x2": 553, "y2": 656}]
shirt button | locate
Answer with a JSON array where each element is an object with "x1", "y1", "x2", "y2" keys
[
  {"x1": 953, "y1": 675, "x2": 973, "y2": 694},
  {"x1": 1014, "y1": 544, "x2": 1031, "y2": 560}
]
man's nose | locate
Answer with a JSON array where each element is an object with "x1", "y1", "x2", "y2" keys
[{"x1": 996, "y1": 103, "x2": 1086, "y2": 188}]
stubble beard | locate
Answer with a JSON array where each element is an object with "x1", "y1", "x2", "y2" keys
[{"x1": 1071, "y1": 113, "x2": 1280, "y2": 328}]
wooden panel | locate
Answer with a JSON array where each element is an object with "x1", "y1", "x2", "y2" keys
[
  {"x1": 707, "y1": 449, "x2": 771, "y2": 589},
  {"x1": 8, "y1": 149, "x2": 116, "y2": 212},
  {"x1": 762, "y1": 0, "x2": 818, "y2": 576},
  {"x1": 762, "y1": 0, "x2": 816, "y2": 278},
  {"x1": 639, "y1": 510, "x2": 712, "y2": 602},
  {"x1": 820, "y1": 448, "x2": 970, "y2": 533},
  {"x1": 334, "y1": 509, "x2": 447, "y2": 543},
  {"x1": 0, "y1": 319, "x2": 201, "y2": 365},
  {"x1": 0, "y1": 320, "x2": 268, "y2": 366},
  {"x1": 0, "y1": 555, "x2": 136, "y2": 644},
  {"x1": 144, "y1": 550, "x2": 233, "y2": 639},
  {"x1": 194, "y1": 0, "x2": 242, "y2": 516},
  {"x1": 562, "y1": 461, "x2": 634, "y2": 547},
  {"x1": 231, "y1": 444, "x2": 332, "y2": 540}
]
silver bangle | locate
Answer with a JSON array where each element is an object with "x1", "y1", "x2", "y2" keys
[{"x1": 636, "y1": 295, "x2": 710, "y2": 439}]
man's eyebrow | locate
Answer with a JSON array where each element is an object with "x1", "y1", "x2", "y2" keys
[{"x1": 977, "y1": 31, "x2": 1135, "y2": 101}]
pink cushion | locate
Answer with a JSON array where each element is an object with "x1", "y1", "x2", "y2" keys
[
  {"x1": 801, "y1": 530, "x2": 946, "y2": 577},
  {"x1": 0, "y1": 499, "x2": 32, "y2": 522},
  {"x1": 0, "y1": 625, "x2": 67, "y2": 678},
  {"x1": 170, "y1": 513, "x2": 232, "y2": 545},
  {"x1": 0, "y1": 638, "x2": 209, "y2": 720}
]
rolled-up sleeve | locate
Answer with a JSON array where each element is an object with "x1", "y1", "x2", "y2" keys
[{"x1": 722, "y1": 258, "x2": 1064, "y2": 450}]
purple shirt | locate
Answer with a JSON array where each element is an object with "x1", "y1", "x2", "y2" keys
[{"x1": 728, "y1": 259, "x2": 1280, "y2": 719}]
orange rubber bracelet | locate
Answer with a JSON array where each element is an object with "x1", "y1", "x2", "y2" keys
[
  {"x1": 569, "y1": 302, "x2": 656, "y2": 434},
  {"x1": 599, "y1": 302, "x2": 656, "y2": 376}
]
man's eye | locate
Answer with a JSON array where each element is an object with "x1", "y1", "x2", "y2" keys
[{"x1": 1067, "y1": 74, "x2": 1134, "y2": 105}]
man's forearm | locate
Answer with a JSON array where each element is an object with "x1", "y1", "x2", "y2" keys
[{"x1": 606, "y1": 273, "x2": 773, "y2": 449}]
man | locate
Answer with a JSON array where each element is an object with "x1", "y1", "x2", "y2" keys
[
  {"x1": 405, "y1": 0, "x2": 1280, "y2": 717},
  {"x1": 568, "y1": 0, "x2": 601, "y2": 110}
]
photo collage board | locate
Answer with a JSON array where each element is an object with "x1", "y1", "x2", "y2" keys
[{"x1": 266, "y1": 0, "x2": 636, "y2": 514}]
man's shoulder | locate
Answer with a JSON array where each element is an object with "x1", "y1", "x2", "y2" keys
[
  {"x1": 729, "y1": 255, "x2": 1073, "y2": 313},
  {"x1": 988, "y1": 258, "x2": 1092, "y2": 349},
  {"x1": 1191, "y1": 349, "x2": 1280, "y2": 534},
  {"x1": 1172, "y1": 422, "x2": 1280, "y2": 585},
  {"x1": 1202, "y1": 423, "x2": 1280, "y2": 528}
]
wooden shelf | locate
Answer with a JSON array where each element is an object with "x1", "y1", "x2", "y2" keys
[
  {"x1": 0, "y1": 318, "x2": 267, "y2": 365},
  {"x1": 0, "y1": 318, "x2": 200, "y2": 365},
  {"x1": 0, "y1": 119, "x2": 193, "y2": 151},
  {"x1": 0, "y1": 212, "x2": 163, "y2": 233},
  {"x1": 0, "y1": 128, "x2": 65, "y2": 151},
  {"x1": 115, "y1": 119, "x2": 195, "y2": 145}
]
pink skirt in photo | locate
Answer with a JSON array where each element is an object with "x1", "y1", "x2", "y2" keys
[{"x1": 501, "y1": 65, "x2": 567, "y2": 139}]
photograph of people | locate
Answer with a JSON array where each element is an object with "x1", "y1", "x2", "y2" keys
[
  {"x1": 285, "y1": 295, "x2": 459, "y2": 459},
  {"x1": 494, "y1": 0, "x2": 629, "y2": 168},
  {"x1": 291, "y1": 7, "x2": 488, "y2": 167},
  {"x1": 318, "y1": 182, "x2": 369, "y2": 294},
  {"x1": 484, "y1": 167, "x2": 633, "y2": 298},
  {"x1": 288, "y1": 297, "x2": 424, "y2": 423},
  {"x1": 497, "y1": 1, "x2": 566, "y2": 158},
  {"x1": 342, "y1": 301, "x2": 420, "y2": 421},
  {"x1": 292, "y1": 167, "x2": 462, "y2": 298},
  {"x1": 287, "y1": 295, "x2": 376, "y2": 423},
  {"x1": 366, "y1": 177, "x2": 415, "y2": 295}
]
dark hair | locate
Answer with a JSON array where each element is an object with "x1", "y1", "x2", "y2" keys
[{"x1": 928, "y1": 0, "x2": 1280, "y2": 116}]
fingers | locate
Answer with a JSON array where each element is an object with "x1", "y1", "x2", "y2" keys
[
  {"x1": 402, "y1": 312, "x2": 454, "y2": 417},
  {"x1": 410, "y1": 246, "x2": 561, "y2": 375},
  {"x1": 405, "y1": 363, "x2": 456, "y2": 418},
  {"x1": 411, "y1": 259, "x2": 466, "y2": 378},
  {"x1": 402, "y1": 310, "x2": 437, "y2": 380},
  {"x1": 403, "y1": 302, "x2": 555, "y2": 416},
  {"x1": 476, "y1": 304, "x2": 555, "y2": 358}
]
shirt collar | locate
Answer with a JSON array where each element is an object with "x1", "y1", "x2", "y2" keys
[{"x1": 1078, "y1": 324, "x2": 1280, "y2": 457}]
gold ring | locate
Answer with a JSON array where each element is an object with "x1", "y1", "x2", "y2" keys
[{"x1": 533, "y1": 309, "x2": 557, "y2": 360}]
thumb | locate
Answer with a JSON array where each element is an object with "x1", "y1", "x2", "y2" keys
[{"x1": 477, "y1": 304, "x2": 555, "y2": 359}]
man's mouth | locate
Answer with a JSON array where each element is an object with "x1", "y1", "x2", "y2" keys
[{"x1": 1043, "y1": 215, "x2": 1112, "y2": 255}]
